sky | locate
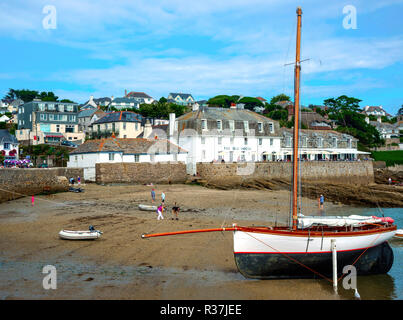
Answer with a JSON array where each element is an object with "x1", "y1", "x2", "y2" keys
[{"x1": 0, "y1": 0, "x2": 402, "y2": 115}]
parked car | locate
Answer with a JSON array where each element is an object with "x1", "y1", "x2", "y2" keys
[{"x1": 61, "y1": 140, "x2": 77, "y2": 148}]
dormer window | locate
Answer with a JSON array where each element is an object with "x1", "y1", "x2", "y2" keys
[
  {"x1": 258, "y1": 122, "x2": 263, "y2": 132},
  {"x1": 243, "y1": 121, "x2": 249, "y2": 132},
  {"x1": 201, "y1": 119, "x2": 208, "y2": 131},
  {"x1": 268, "y1": 123, "x2": 274, "y2": 133},
  {"x1": 229, "y1": 120, "x2": 235, "y2": 132},
  {"x1": 217, "y1": 120, "x2": 222, "y2": 131}
]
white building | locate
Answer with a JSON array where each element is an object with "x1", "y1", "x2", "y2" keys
[
  {"x1": 0, "y1": 130, "x2": 19, "y2": 161},
  {"x1": 67, "y1": 137, "x2": 187, "y2": 181},
  {"x1": 145, "y1": 106, "x2": 282, "y2": 173}
]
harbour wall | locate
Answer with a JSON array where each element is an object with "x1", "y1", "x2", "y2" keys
[
  {"x1": 95, "y1": 162, "x2": 188, "y2": 185},
  {"x1": 0, "y1": 168, "x2": 84, "y2": 203},
  {"x1": 196, "y1": 161, "x2": 374, "y2": 185}
]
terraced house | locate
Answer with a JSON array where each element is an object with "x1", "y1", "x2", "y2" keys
[
  {"x1": 88, "y1": 111, "x2": 143, "y2": 139},
  {"x1": 166, "y1": 105, "x2": 282, "y2": 167},
  {"x1": 280, "y1": 129, "x2": 362, "y2": 161},
  {"x1": 16, "y1": 99, "x2": 84, "y2": 145}
]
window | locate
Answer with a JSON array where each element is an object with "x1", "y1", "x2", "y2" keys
[
  {"x1": 123, "y1": 135, "x2": 127, "y2": 138},
  {"x1": 201, "y1": 119, "x2": 208, "y2": 130},
  {"x1": 58, "y1": 105, "x2": 64, "y2": 112},
  {"x1": 332, "y1": 137, "x2": 337, "y2": 148},
  {"x1": 259, "y1": 138, "x2": 262, "y2": 145},
  {"x1": 348, "y1": 139, "x2": 352, "y2": 148},
  {"x1": 49, "y1": 114, "x2": 54, "y2": 121},
  {"x1": 218, "y1": 137, "x2": 222, "y2": 145},
  {"x1": 244, "y1": 121, "x2": 249, "y2": 132},
  {"x1": 75, "y1": 156, "x2": 78, "y2": 161},
  {"x1": 286, "y1": 136, "x2": 292, "y2": 147},
  {"x1": 65, "y1": 105, "x2": 74, "y2": 112},
  {"x1": 302, "y1": 137, "x2": 307, "y2": 147},
  {"x1": 123, "y1": 122, "x2": 126, "y2": 130},
  {"x1": 112, "y1": 123, "x2": 116, "y2": 132},
  {"x1": 47, "y1": 104, "x2": 55, "y2": 111},
  {"x1": 97, "y1": 125, "x2": 100, "y2": 133},
  {"x1": 109, "y1": 153, "x2": 115, "y2": 161},
  {"x1": 269, "y1": 123, "x2": 274, "y2": 133},
  {"x1": 134, "y1": 155, "x2": 140, "y2": 162},
  {"x1": 318, "y1": 137, "x2": 323, "y2": 147},
  {"x1": 201, "y1": 137, "x2": 205, "y2": 144},
  {"x1": 217, "y1": 120, "x2": 222, "y2": 131},
  {"x1": 40, "y1": 114, "x2": 47, "y2": 121},
  {"x1": 4, "y1": 143, "x2": 10, "y2": 150},
  {"x1": 38, "y1": 103, "x2": 45, "y2": 111},
  {"x1": 230, "y1": 137, "x2": 234, "y2": 144},
  {"x1": 270, "y1": 138, "x2": 273, "y2": 146},
  {"x1": 258, "y1": 122, "x2": 263, "y2": 132},
  {"x1": 229, "y1": 120, "x2": 235, "y2": 131},
  {"x1": 244, "y1": 137, "x2": 248, "y2": 145},
  {"x1": 56, "y1": 125, "x2": 60, "y2": 133}
]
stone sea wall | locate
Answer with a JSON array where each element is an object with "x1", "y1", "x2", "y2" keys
[
  {"x1": 96, "y1": 162, "x2": 187, "y2": 185},
  {"x1": 196, "y1": 161, "x2": 374, "y2": 185},
  {"x1": 0, "y1": 168, "x2": 83, "y2": 203}
]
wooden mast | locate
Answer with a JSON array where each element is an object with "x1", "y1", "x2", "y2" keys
[{"x1": 291, "y1": 7, "x2": 302, "y2": 230}]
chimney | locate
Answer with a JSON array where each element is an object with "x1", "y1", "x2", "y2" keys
[
  {"x1": 143, "y1": 119, "x2": 152, "y2": 138},
  {"x1": 169, "y1": 112, "x2": 176, "y2": 138},
  {"x1": 365, "y1": 116, "x2": 369, "y2": 124},
  {"x1": 230, "y1": 102, "x2": 236, "y2": 109}
]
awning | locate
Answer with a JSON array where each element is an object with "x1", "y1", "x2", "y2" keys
[
  {"x1": 44, "y1": 132, "x2": 64, "y2": 138},
  {"x1": 355, "y1": 151, "x2": 371, "y2": 155}
]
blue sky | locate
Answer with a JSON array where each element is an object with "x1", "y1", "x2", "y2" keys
[{"x1": 0, "y1": 0, "x2": 402, "y2": 115}]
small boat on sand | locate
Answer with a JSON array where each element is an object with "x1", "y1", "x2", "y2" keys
[
  {"x1": 138, "y1": 204, "x2": 157, "y2": 211},
  {"x1": 394, "y1": 229, "x2": 403, "y2": 239},
  {"x1": 59, "y1": 225, "x2": 102, "y2": 240}
]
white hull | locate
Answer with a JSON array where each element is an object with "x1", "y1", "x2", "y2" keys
[
  {"x1": 234, "y1": 229, "x2": 396, "y2": 254},
  {"x1": 394, "y1": 229, "x2": 403, "y2": 239},
  {"x1": 59, "y1": 230, "x2": 101, "y2": 240}
]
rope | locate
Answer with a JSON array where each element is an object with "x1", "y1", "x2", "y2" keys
[{"x1": 242, "y1": 230, "x2": 333, "y2": 283}]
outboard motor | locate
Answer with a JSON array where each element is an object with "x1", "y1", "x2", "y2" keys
[{"x1": 89, "y1": 225, "x2": 95, "y2": 232}]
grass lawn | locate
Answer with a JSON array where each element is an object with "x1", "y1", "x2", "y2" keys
[{"x1": 371, "y1": 150, "x2": 403, "y2": 167}]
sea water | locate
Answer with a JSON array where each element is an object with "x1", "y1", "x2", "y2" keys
[{"x1": 325, "y1": 207, "x2": 403, "y2": 300}]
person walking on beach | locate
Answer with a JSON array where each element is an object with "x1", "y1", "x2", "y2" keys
[
  {"x1": 151, "y1": 188, "x2": 156, "y2": 203},
  {"x1": 171, "y1": 202, "x2": 180, "y2": 220},
  {"x1": 157, "y1": 204, "x2": 164, "y2": 220},
  {"x1": 318, "y1": 194, "x2": 324, "y2": 210},
  {"x1": 77, "y1": 176, "x2": 81, "y2": 186},
  {"x1": 161, "y1": 191, "x2": 165, "y2": 204}
]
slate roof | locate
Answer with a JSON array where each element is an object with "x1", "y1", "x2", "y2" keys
[
  {"x1": 176, "y1": 106, "x2": 274, "y2": 122},
  {"x1": 78, "y1": 108, "x2": 99, "y2": 118},
  {"x1": 92, "y1": 111, "x2": 142, "y2": 124},
  {"x1": 70, "y1": 137, "x2": 187, "y2": 155},
  {"x1": 0, "y1": 130, "x2": 19, "y2": 144},
  {"x1": 126, "y1": 92, "x2": 153, "y2": 99}
]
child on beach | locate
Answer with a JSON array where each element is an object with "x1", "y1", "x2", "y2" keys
[
  {"x1": 171, "y1": 202, "x2": 180, "y2": 220},
  {"x1": 157, "y1": 204, "x2": 164, "y2": 220},
  {"x1": 151, "y1": 189, "x2": 156, "y2": 203},
  {"x1": 161, "y1": 191, "x2": 165, "y2": 204},
  {"x1": 77, "y1": 176, "x2": 81, "y2": 186}
]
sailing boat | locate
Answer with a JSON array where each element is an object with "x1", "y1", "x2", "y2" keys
[{"x1": 142, "y1": 7, "x2": 397, "y2": 280}]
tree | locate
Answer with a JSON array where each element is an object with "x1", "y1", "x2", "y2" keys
[
  {"x1": 60, "y1": 99, "x2": 75, "y2": 103},
  {"x1": 39, "y1": 91, "x2": 58, "y2": 101},
  {"x1": 269, "y1": 93, "x2": 291, "y2": 105},
  {"x1": 323, "y1": 95, "x2": 383, "y2": 148},
  {"x1": 207, "y1": 95, "x2": 240, "y2": 108},
  {"x1": 4, "y1": 89, "x2": 39, "y2": 102},
  {"x1": 238, "y1": 97, "x2": 264, "y2": 110}
]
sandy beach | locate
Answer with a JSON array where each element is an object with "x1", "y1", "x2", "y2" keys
[{"x1": 0, "y1": 183, "x2": 352, "y2": 300}]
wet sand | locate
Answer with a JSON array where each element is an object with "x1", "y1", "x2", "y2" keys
[{"x1": 0, "y1": 183, "x2": 346, "y2": 300}]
